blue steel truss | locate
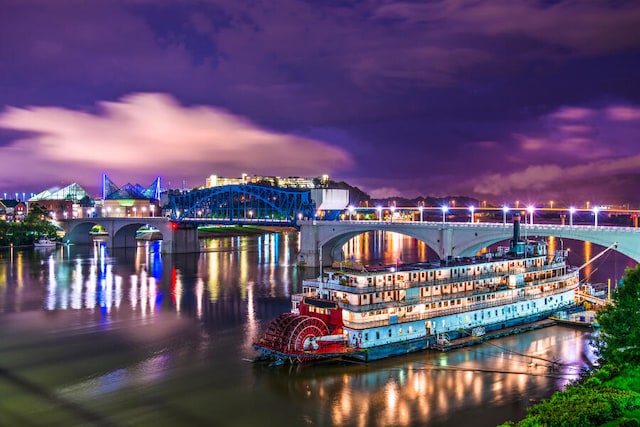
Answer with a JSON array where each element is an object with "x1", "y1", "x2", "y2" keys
[{"x1": 167, "y1": 185, "x2": 317, "y2": 226}]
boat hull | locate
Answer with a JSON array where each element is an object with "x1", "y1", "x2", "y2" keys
[{"x1": 254, "y1": 309, "x2": 565, "y2": 365}]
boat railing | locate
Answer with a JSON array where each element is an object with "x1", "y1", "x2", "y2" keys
[
  {"x1": 302, "y1": 264, "x2": 576, "y2": 294},
  {"x1": 304, "y1": 262, "x2": 568, "y2": 294}
]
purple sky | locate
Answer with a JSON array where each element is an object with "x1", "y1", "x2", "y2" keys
[{"x1": 1, "y1": 0, "x2": 640, "y2": 206}]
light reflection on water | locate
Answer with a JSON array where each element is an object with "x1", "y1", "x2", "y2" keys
[{"x1": 0, "y1": 231, "x2": 629, "y2": 426}]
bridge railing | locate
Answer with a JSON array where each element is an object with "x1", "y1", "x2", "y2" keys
[{"x1": 298, "y1": 219, "x2": 640, "y2": 233}]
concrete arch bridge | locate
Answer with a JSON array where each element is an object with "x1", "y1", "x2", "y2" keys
[
  {"x1": 58, "y1": 217, "x2": 199, "y2": 254},
  {"x1": 297, "y1": 220, "x2": 640, "y2": 267}
]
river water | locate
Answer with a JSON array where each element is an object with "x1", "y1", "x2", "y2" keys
[{"x1": 0, "y1": 231, "x2": 634, "y2": 427}]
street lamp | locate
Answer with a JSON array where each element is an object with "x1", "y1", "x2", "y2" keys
[
  {"x1": 376, "y1": 206, "x2": 382, "y2": 222},
  {"x1": 133, "y1": 207, "x2": 137, "y2": 217},
  {"x1": 569, "y1": 207, "x2": 575, "y2": 227},
  {"x1": 348, "y1": 205, "x2": 355, "y2": 221},
  {"x1": 469, "y1": 206, "x2": 475, "y2": 223},
  {"x1": 593, "y1": 206, "x2": 599, "y2": 227},
  {"x1": 502, "y1": 206, "x2": 509, "y2": 225},
  {"x1": 390, "y1": 205, "x2": 396, "y2": 222},
  {"x1": 150, "y1": 205, "x2": 155, "y2": 217},
  {"x1": 418, "y1": 205, "x2": 423, "y2": 222},
  {"x1": 441, "y1": 205, "x2": 448, "y2": 223},
  {"x1": 527, "y1": 206, "x2": 535, "y2": 225}
]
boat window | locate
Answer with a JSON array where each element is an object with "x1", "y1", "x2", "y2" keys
[
  {"x1": 399, "y1": 328, "x2": 403, "y2": 335},
  {"x1": 376, "y1": 331, "x2": 380, "y2": 340},
  {"x1": 408, "y1": 326, "x2": 413, "y2": 333},
  {"x1": 364, "y1": 333, "x2": 369, "y2": 341},
  {"x1": 388, "y1": 329, "x2": 392, "y2": 337}
]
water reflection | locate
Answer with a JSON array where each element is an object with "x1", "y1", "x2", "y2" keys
[
  {"x1": 258, "y1": 328, "x2": 594, "y2": 427},
  {"x1": 43, "y1": 242, "x2": 162, "y2": 316}
]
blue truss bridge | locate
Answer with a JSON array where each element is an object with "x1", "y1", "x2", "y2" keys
[{"x1": 167, "y1": 184, "x2": 323, "y2": 228}]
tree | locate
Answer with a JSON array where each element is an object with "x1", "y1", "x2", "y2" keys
[
  {"x1": 24, "y1": 203, "x2": 52, "y2": 225},
  {"x1": 596, "y1": 264, "x2": 640, "y2": 366}
]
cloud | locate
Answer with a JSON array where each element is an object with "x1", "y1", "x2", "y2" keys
[
  {"x1": 0, "y1": 93, "x2": 352, "y2": 191},
  {"x1": 468, "y1": 102, "x2": 640, "y2": 197},
  {"x1": 472, "y1": 155, "x2": 640, "y2": 197},
  {"x1": 606, "y1": 106, "x2": 640, "y2": 121},
  {"x1": 375, "y1": 0, "x2": 640, "y2": 56}
]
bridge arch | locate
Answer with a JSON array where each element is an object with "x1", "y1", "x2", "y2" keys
[
  {"x1": 320, "y1": 227, "x2": 443, "y2": 264},
  {"x1": 167, "y1": 185, "x2": 316, "y2": 225},
  {"x1": 60, "y1": 218, "x2": 176, "y2": 251}
]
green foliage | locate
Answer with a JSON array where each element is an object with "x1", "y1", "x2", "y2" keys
[
  {"x1": 0, "y1": 204, "x2": 58, "y2": 246},
  {"x1": 517, "y1": 385, "x2": 640, "y2": 427},
  {"x1": 596, "y1": 265, "x2": 640, "y2": 365},
  {"x1": 606, "y1": 366, "x2": 640, "y2": 393}
]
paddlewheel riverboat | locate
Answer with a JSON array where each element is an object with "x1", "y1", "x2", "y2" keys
[{"x1": 254, "y1": 213, "x2": 580, "y2": 365}]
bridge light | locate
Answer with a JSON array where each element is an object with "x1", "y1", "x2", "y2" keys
[
  {"x1": 527, "y1": 206, "x2": 535, "y2": 225},
  {"x1": 376, "y1": 206, "x2": 382, "y2": 221},
  {"x1": 502, "y1": 206, "x2": 509, "y2": 225},
  {"x1": 593, "y1": 206, "x2": 599, "y2": 228},
  {"x1": 348, "y1": 205, "x2": 355, "y2": 220},
  {"x1": 469, "y1": 206, "x2": 475, "y2": 223},
  {"x1": 418, "y1": 205, "x2": 423, "y2": 222},
  {"x1": 569, "y1": 207, "x2": 576, "y2": 227},
  {"x1": 441, "y1": 206, "x2": 448, "y2": 223}
]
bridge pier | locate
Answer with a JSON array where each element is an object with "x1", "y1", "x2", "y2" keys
[
  {"x1": 166, "y1": 223, "x2": 200, "y2": 254},
  {"x1": 297, "y1": 221, "x2": 332, "y2": 267},
  {"x1": 439, "y1": 227, "x2": 454, "y2": 260}
]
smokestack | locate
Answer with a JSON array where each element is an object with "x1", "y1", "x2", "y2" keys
[{"x1": 512, "y1": 212, "x2": 521, "y2": 243}]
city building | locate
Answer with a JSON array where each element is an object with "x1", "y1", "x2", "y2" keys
[
  {"x1": 0, "y1": 199, "x2": 27, "y2": 222},
  {"x1": 101, "y1": 174, "x2": 161, "y2": 217},
  {"x1": 28, "y1": 183, "x2": 92, "y2": 220},
  {"x1": 204, "y1": 173, "x2": 329, "y2": 189}
]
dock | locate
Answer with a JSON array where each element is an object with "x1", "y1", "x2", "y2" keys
[{"x1": 430, "y1": 318, "x2": 558, "y2": 352}]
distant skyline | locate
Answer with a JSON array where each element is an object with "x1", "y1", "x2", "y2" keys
[{"x1": 1, "y1": 1, "x2": 640, "y2": 206}]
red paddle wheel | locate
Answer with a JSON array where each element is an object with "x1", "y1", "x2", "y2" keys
[{"x1": 257, "y1": 313, "x2": 330, "y2": 354}]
